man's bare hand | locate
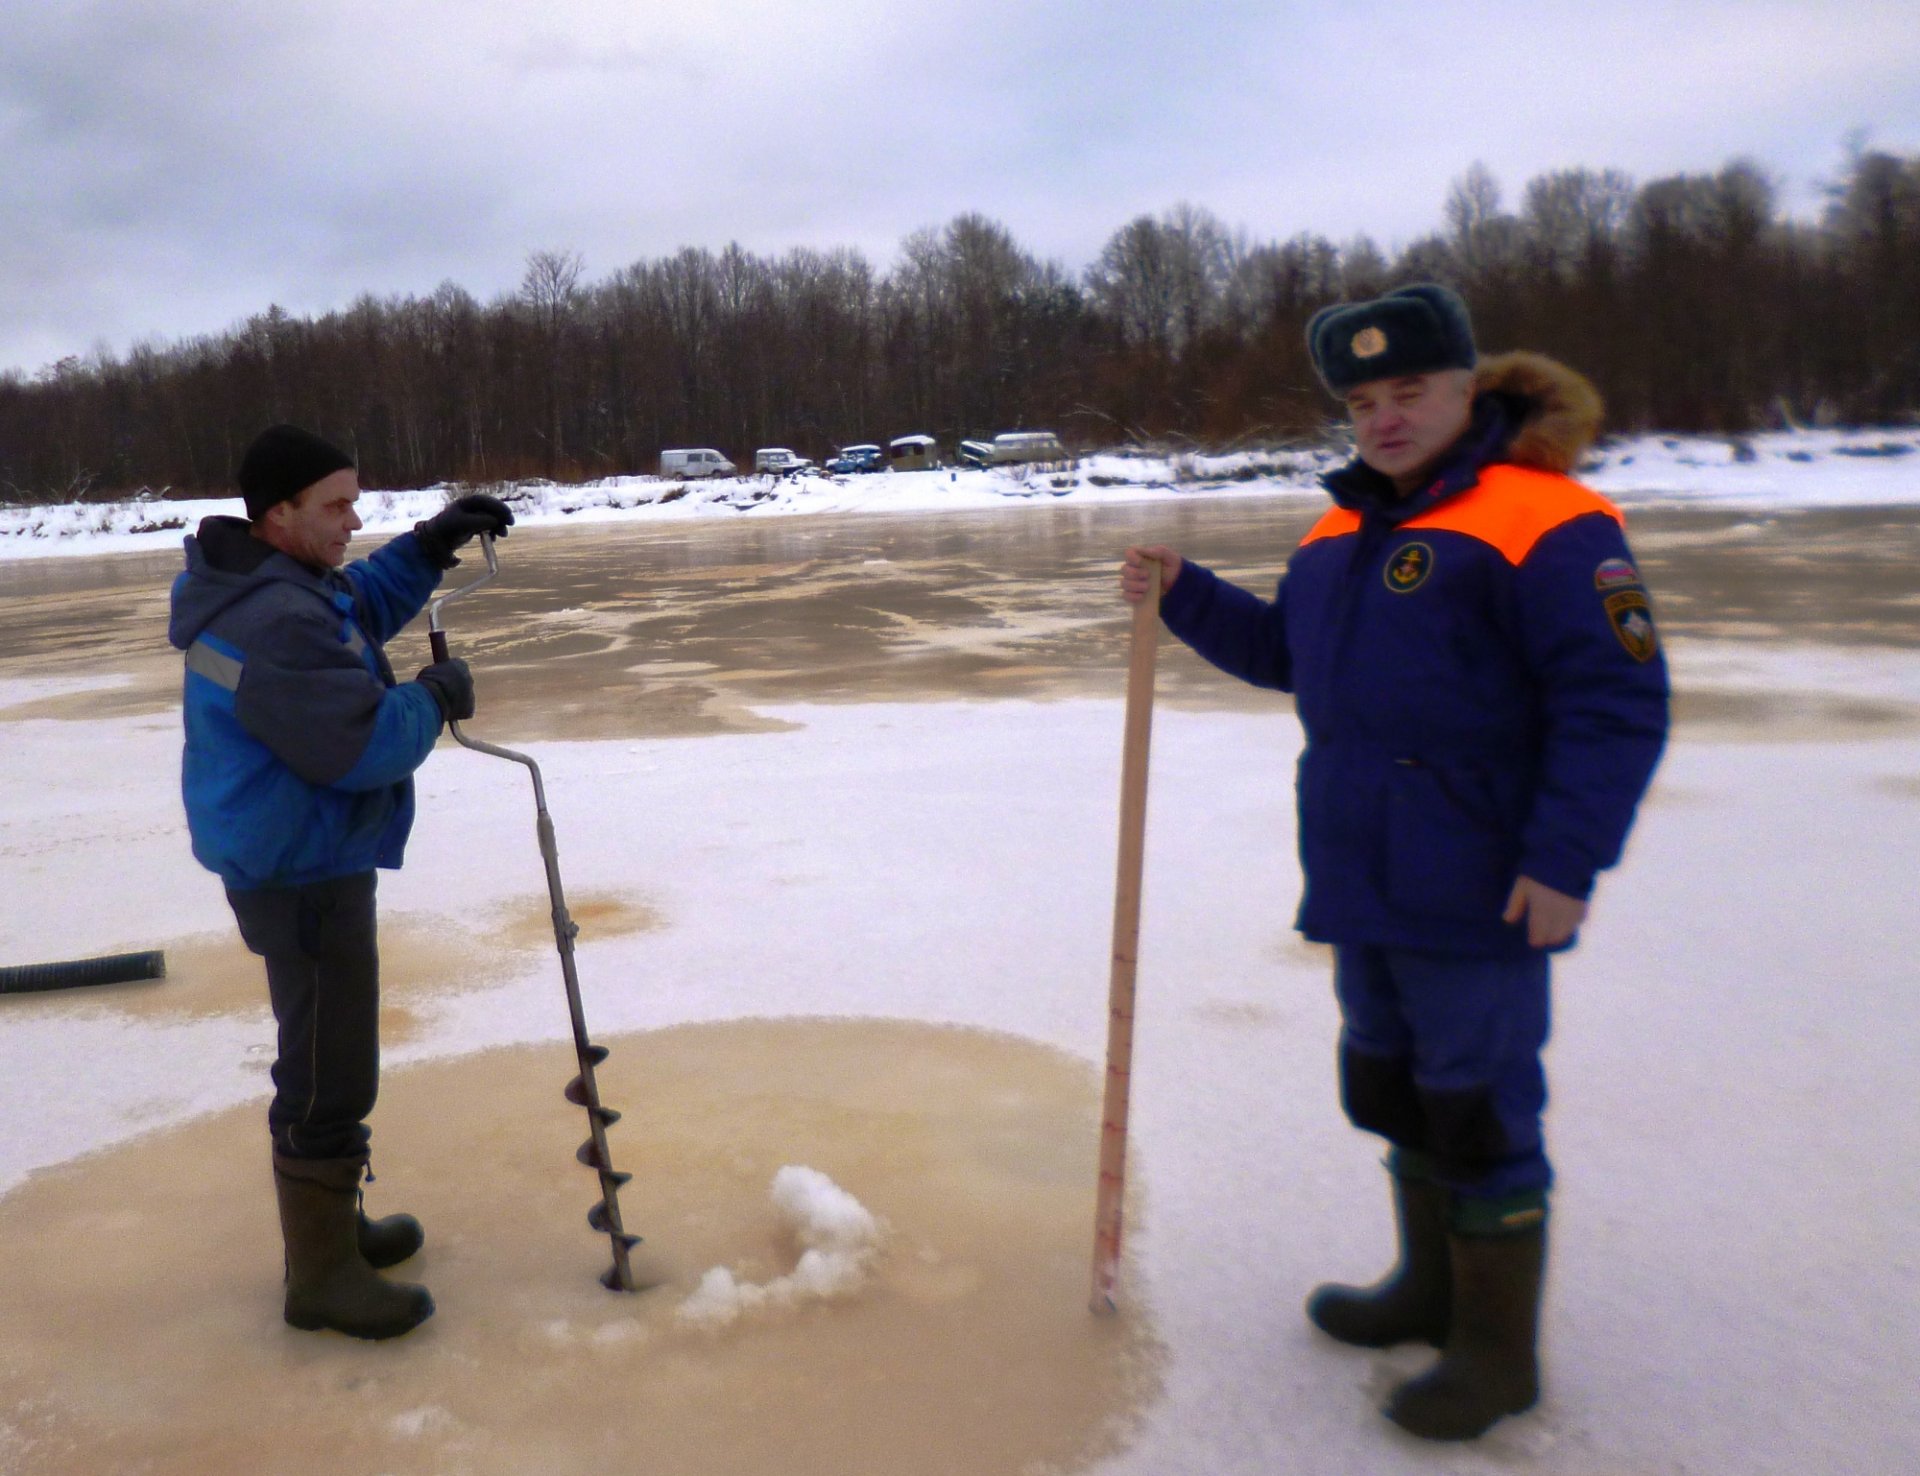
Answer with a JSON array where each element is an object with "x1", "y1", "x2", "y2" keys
[
  {"x1": 1120, "y1": 545, "x2": 1182, "y2": 604},
  {"x1": 1503, "y1": 876, "x2": 1588, "y2": 949}
]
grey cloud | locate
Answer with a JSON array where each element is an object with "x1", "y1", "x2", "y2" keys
[{"x1": 1, "y1": 0, "x2": 1916, "y2": 375}]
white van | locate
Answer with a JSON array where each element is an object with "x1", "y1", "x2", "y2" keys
[
  {"x1": 989, "y1": 431, "x2": 1067, "y2": 465},
  {"x1": 660, "y1": 448, "x2": 736, "y2": 479}
]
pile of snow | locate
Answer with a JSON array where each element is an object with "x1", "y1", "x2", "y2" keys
[
  {"x1": 2, "y1": 426, "x2": 1916, "y2": 562},
  {"x1": 676, "y1": 1167, "x2": 884, "y2": 1331}
]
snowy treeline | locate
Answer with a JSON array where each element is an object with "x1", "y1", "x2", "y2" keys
[{"x1": 3, "y1": 149, "x2": 1917, "y2": 503}]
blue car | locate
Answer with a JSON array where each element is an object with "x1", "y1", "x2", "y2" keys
[{"x1": 825, "y1": 444, "x2": 884, "y2": 474}]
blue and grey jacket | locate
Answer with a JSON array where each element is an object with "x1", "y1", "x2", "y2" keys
[
  {"x1": 168, "y1": 516, "x2": 447, "y2": 891},
  {"x1": 1162, "y1": 353, "x2": 1670, "y2": 957}
]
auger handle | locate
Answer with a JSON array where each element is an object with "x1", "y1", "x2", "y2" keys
[{"x1": 426, "y1": 531, "x2": 500, "y2": 665}]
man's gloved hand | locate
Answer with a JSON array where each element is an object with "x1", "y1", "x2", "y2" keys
[
  {"x1": 415, "y1": 658, "x2": 475, "y2": 722},
  {"x1": 413, "y1": 493, "x2": 515, "y2": 568}
]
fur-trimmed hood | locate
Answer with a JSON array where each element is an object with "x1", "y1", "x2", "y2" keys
[{"x1": 1475, "y1": 351, "x2": 1603, "y2": 475}]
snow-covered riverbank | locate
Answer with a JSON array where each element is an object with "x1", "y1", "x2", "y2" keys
[{"x1": 4, "y1": 426, "x2": 1917, "y2": 561}]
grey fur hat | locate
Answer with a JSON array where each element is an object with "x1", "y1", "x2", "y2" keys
[{"x1": 1306, "y1": 283, "x2": 1477, "y2": 395}]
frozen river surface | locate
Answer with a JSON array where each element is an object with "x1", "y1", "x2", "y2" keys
[{"x1": 2, "y1": 495, "x2": 1917, "y2": 1475}]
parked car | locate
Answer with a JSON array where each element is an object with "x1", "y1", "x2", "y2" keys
[
  {"x1": 956, "y1": 439, "x2": 995, "y2": 468},
  {"x1": 754, "y1": 447, "x2": 813, "y2": 475},
  {"x1": 660, "y1": 447, "x2": 736, "y2": 479},
  {"x1": 989, "y1": 431, "x2": 1067, "y2": 465},
  {"x1": 887, "y1": 434, "x2": 939, "y2": 472},
  {"x1": 825, "y1": 444, "x2": 884, "y2": 474}
]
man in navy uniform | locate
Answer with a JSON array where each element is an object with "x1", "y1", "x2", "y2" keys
[{"x1": 1121, "y1": 285, "x2": 1668, "y2": 1439}]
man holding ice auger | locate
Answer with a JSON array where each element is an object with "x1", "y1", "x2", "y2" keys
[
  {"x1": 168, "y1": 425, "x2": 512, "y2": 1340},
  {"x1": 1120, "y1": 285, "x2": 1668, "y2": 1439}
]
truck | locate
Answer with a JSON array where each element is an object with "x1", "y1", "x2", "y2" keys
[
  {"x1": 886, "y1": 434, "x2": 940, "y2": 472},
  {"x1": 754, "y1": 447, "x2": 807, "y2": 475},
  {"x1": 825, "y1": 444, "x2": 884, "y2": 474}
]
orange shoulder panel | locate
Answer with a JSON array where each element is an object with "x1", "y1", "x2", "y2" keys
[
  {"x1": 1403, "y1": 464, "x2": 1624, "y2": 565},
  {"x1": 1299, "y1": 506, "x2": 1362, "y2": 546}
]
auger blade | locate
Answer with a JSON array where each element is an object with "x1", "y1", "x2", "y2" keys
[
  {"x1": 588, "y1": 1201, "x2": 639, "y2": 1234},
  {"x1": 598, "y1": 1234, "x2": 643, "y2": 1292},
  {"x1": 564, "y1": 1075, "x2": 590, "y2": 1107},
  {"x1": 577, "y1": 1139, "x2": 609, "y2": 1171}
]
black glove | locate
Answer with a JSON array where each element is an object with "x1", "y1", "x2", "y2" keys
[
  {"x1": 416, "y1": 658, "x2": 475, "y2": 722},
  {"x1": 413, "y1": 494, "x2": 515, "y2": 568}
]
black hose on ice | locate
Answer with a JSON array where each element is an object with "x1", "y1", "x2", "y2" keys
[{"x1": 0, "y1": 951, "x2": 167, "y2": 995}]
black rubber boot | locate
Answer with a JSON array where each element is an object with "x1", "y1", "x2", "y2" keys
[
  {"x1": 1306, "y1": 1172, "x2": 1451, "y2": 1348},
  {"x1": 274, "y1": 1152, "x2": 435, "y2": 1340},
  {"x1": 357, "y1": 1199, "x2": 425, "y2": 1270},
  {"x1": 1385, "y1": 1226, "x2": 1545, "y2": 1441}
]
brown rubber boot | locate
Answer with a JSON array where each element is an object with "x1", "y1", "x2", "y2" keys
[
  {"x1": 1306, "y1": 1172, "x2": 1451, "y2": 1348},
  {"x1": 273, "y1": 1152, "x2": 435, "y2": 1340},
  {"x1": 356, "y1": 1199, "x2": 424, "y2": 1270},
  {"x1": 1385, "y1": 1225, "x2": 1545, "y2": 1440}
]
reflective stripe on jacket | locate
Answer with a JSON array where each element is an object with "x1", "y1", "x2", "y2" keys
[{"x1": 168, "y1": 518, "x2": 445, "y2": 890}]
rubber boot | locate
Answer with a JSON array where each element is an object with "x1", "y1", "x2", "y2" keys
[
  {"x1": 273, "y1": 1152, "x2": 435, "y2": 1340},
  {"x1": 356, "y1": 1199, "x2": 425, "y2": 1270},
  {"x1": 1306, "y1": 1172, "x2": 1451, "y2": 1347},
  {"x1": 1385, "y1": 1226, "x2": 1545, "y2": 1441}
]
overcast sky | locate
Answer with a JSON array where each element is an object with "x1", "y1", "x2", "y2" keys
[{"x1": 3, "y1": 0, "x2": 1916, "y2": 377}]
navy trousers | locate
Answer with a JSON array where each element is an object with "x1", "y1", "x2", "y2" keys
[
  {"x1": 226, "y1": 871, "x2": 381, "y2": 1162},
  {"x1": 1332, "y1": 943, "x2": 1551, "y2": 1202}
]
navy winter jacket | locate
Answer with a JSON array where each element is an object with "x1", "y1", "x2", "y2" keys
[
  {"x1": 168, "y1": 517, "x2": 447, "y2": 890},
  {"x1": 1162, "y1": 354, "x2": 1669, "y2": 957}
]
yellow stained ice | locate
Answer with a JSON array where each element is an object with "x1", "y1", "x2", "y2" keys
[{"x1": 0, "y1": 1018, "x2": 1162, "y2": 1476}]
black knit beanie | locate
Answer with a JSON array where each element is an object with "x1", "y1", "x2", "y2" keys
[
  {"x1": 1306, "y1": 283, "x2": 1477, "y2": 396},
  {"x1": 236, "y1": 424, "x2": 355, "y2": 521}
]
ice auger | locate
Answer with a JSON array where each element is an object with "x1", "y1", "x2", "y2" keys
[{"x1": 427, "y1": 533, "x2": 642, "y2": 1293}]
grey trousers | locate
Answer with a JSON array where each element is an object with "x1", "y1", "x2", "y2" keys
[{"x1": 226, "y1": 871, "x2": 381, "y2": 1161}]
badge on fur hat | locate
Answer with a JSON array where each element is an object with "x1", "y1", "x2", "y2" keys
[
  {"x1": 1351, "y1": 326, "x2": 1388, "y2": 359},
  {"x1": 1604, "y1": 590, "x2": 1659, "y2": 661}
]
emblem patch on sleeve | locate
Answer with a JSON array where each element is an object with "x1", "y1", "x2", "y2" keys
[
  {"x1": 1594, "y1": 557, "x2": 1642, "y2": 590},
  {"x1": 1384, "y1": 541, "x2": 1433, "y2": 593},
  {"x1": 1604, "y1": 589, "x2": 1659, "y2": 661}
]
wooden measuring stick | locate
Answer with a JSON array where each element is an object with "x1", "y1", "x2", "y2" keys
[{"x1": 1091, "y1": 555, "x2": 1161, "y2": 1315}]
